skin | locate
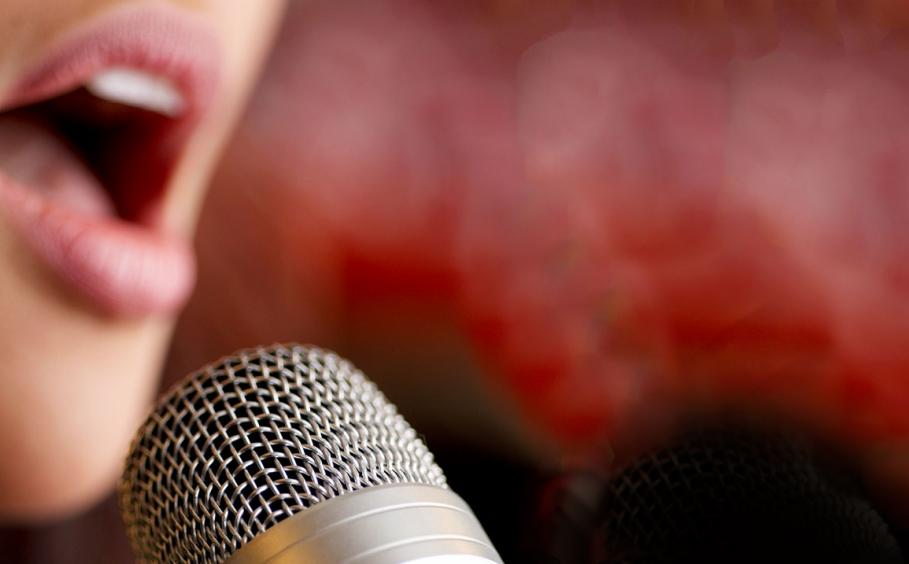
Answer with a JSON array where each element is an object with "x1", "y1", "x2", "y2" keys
[{"x1": 0, "y1": 0, "x2": 284, "y2": 520}]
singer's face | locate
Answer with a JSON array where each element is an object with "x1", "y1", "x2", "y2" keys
[{"x1": 0, "y1": 0, "x2": 284, "y2": 518}]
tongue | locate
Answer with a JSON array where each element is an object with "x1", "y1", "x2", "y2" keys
[{"x1": 0, "y1": 115, "x2": 115, "y2": 217}]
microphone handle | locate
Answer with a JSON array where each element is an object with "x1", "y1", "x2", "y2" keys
[{"x1": 228, "y1": 484, "x2": 503, "y2": 564}]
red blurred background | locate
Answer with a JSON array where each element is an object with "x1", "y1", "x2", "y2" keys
[{"x1": 174, "y1": 0, "x2": 909, "y2": 483}]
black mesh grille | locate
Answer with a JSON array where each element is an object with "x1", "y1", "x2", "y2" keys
[{"x1": 597, "y1": 427, "x2": 904, "y2": 564}]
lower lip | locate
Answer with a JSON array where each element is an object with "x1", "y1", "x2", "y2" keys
[{"x1": 0, "y1": 175, "x2": 195, "y2": 317}]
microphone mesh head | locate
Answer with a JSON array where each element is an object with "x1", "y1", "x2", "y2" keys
[
  {"x1": 119, "y1": 344, "x2": 447, "y2": 563},
  {"x1": 597, "y1": 427, "x2": 904, "y2": 563}
]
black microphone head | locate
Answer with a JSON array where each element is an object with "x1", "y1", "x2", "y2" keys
[
  {"x1": 597, "y1": 426, "x2": 904, "y2": 564},
  {"x1": 119, "y1": 344, "x2": 450, "y2": 563}
]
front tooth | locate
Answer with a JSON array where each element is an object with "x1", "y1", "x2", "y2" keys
[{"x1": 85, "y1": 67, "x2": 185, "y2": 117}]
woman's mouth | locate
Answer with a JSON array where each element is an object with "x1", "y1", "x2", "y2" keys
[{"x1": 0, "y1": 6, "x2": 221, "y2": 317}]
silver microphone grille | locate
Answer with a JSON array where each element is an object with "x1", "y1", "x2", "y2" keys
[{"x1": 119, "y1": 344, "x2": 448, "y2": 563}]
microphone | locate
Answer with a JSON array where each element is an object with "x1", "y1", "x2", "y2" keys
[
  {"x1": 595, "y1": 426, "x2": 904, "y2": 564},
  {"x1": 118, "y1": 344, "x2": 502, "y2": 563},
  {"x1": 534, "y1": 425, "x2": 905, "y2": 563}
]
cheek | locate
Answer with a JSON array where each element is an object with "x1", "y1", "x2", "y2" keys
[{"x1": 163, "y1": 0, "x2": 285, "y2": 228}]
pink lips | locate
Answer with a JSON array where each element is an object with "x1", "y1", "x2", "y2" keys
[
  {"x1": 0, "y1": 179, "x2": 196, "y2": 316},
  {"x1": 0, "y1": 6, "x2": 221, "y2": 317}
]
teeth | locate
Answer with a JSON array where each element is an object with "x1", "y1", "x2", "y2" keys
[{"x1": 85, "y1": 67, "x2": 185, "y2": 117}]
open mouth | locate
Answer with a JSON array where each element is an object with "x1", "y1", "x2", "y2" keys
[
  {"x1": 1, "y1": 71, "x2": 185, "y2": 223},
  {"x1": 0, "y1": 7, "x2": 220, "y2": 317}
]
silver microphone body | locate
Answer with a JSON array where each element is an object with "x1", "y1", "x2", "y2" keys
[
  {"x1": 228, "y1": 484, "x2": 497, "y2": 564},
  {"x1": 119, "y1": 344, "x2": 502, "y2": 563}
]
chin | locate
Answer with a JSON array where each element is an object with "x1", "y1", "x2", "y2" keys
[{"x1": 0, "y1": 277, "x2": 171, "y2": 521}]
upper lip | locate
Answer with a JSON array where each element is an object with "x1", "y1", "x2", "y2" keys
[{"x1": 1, "y1": 6, "x2": 220, "y2": 123}]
